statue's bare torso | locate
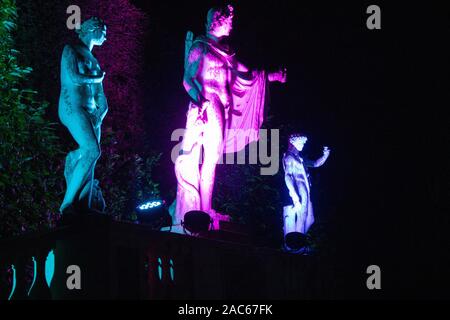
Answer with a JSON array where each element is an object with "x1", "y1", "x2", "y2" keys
[
  {"x1": 188, "y1": 40, "x2": 234, "y2": 113},
  {"x1": 59, "y1": 44, "x2": 107, "y2": 129}
]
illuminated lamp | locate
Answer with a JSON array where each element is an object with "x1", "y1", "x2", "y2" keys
[{"x1": 136, "y1": 200, "x2": 172, "y2": 230}]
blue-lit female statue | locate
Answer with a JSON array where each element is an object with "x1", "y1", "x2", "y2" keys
[{"x1": 58, "y1": 17, "x2": 108, "y2": 214}]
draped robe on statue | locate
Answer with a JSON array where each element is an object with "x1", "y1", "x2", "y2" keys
[
  {"x1": 173, "y1": 36, "x2": 268, "y2": 224},
  {"x1": 282, "y1": 150, "x2": 314, "y2": 235}
]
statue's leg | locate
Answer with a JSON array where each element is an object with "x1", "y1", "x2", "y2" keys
[
  {"x1": 283, "y1": 205, "x2": 296, "y2": 235},
  {"x1": 78, "y1": 124, "x2": 101, "y2": 209},
  {"x1": 297, "y1": 182, "x2": 309, "y2": 234},
  {"x1": 174, "y1": 106, "x2": 203, "y2": 222},
  {"x1": 174, "y1": 148, "x2": 201, "y2": 223},
  {"x1": 64, "y1": 150, "x2": 81, "y2": 187},
  {"x1": 60, "y1": 111, "x2": 101, "y2": 213},
  {"x1": 77, "y1": 162, "x2": 94, "y2": 205},
  {"x1": 200, "y1": 102, "x2": 223, "y2": 213},
  {"x1": 304, "y1": 199, "x2": 314, "y2": 233}
]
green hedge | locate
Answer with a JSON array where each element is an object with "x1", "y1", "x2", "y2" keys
[{"x1": 0, "y1": 0, "x2": 63, "y2": 238}]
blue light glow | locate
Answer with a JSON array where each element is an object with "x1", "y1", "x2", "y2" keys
[
  {"x1": 157, "y1": 258, "x2": 163, "y2": 281},
  {"x1": 169, "y1": 259, "x2": 175, "y2": 282},
  {"x1": 137, "y1": 200, "x2": 163, "y2": 211},
  {"x1": 27, "y1": 257, "x2": 37, "y2": 296},
  {"x1": 45, "y1": 250, "x2": 55, "y2": 288},
  {"x1": 8, "y1": 265, "x2": 16, "y2": 301}
]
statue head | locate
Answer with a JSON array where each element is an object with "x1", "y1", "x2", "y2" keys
[
  {"x1": 76, "y1": 17, "x2": 107, "y2": 47},
  {"x1": 289, "y1": 133, "x2": 308, "y2": 152},
  {"x1": 206, "y1": 4, "x2": 234, "y2": 38}
]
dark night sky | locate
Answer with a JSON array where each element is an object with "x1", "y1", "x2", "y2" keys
[{"x1": 128, "y1": 1, "x2": 448, "y2": 298}]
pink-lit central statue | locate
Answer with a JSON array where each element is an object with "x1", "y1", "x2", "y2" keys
[{"x1": 174, "y1": 5, "x2": 286, "y2": 225}]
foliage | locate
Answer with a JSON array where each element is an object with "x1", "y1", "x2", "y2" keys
[
  {"x1": 213, "y1": 117, "x2": 288, "y2": 245},
  {"x1": 0, "y1": 0, "x2": 63, "y2": 238},
  {"x1": 214, "y1": 160, "x2": 284, "y2": 244}
]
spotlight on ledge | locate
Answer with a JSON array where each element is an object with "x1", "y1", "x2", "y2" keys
[
  {"x1": 284, "y1": 232, "x2": 308, "y2": 252},
  {"x1": 135, "y1": 199, "x2": 172, "y2": 231},
  {"x1": 182, "y1": 210, "x2": 213, "y2": 235},
  {"x1": 137, "y1": 200, "x2": 164, "y2": 211}
]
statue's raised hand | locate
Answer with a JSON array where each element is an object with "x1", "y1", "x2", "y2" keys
[{"x1": 323, "y1": 146, "x2": 330, "y2": 157}]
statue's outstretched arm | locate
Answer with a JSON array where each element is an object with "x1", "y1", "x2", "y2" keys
[
  {"x1": 312, "y1": 147, "x2": 331, "y2": 167},
  {"x1": 268, "y1": 67, "x2": 287, "y2": 83},
  {"x1": 62, "y1": 45, "x2": 104, "y2": 85}
]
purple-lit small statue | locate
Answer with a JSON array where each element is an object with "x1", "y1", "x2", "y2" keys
[
  {"x1": 174, "y1": 5, "x2": 287, "y2": 226},
  {"x1": 58, "y1": 17, "x2": 108, "y2": 214},
  {"x1": 282, "y1": 134, "x2": 330, "y2": 240}
]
